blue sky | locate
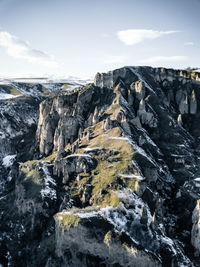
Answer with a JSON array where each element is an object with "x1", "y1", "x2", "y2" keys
[{"x1": 0, "y1": 0, "x2": 199, "y2": 78}]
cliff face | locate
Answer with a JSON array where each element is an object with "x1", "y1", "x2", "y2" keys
[{"x1": 1, "y1": 66, "x2": 200, "y2": 266}]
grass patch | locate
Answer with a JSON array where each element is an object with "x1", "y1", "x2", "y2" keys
[
  {"x1": 20, "y1": 160, "x2": 43, "y2": 198},
  {"x1": 0, "y1": 85, "x2": 22, "y2": 96},
  {"x1": 42, "y1": 151, "x2": 57, "y2": 163},
  {"x1": 69, "y1": 125, "x2": 139, "y2": 207},
  {"x1": 56, "y1": 213, "x2": 81, "y2": 229},
  {"x1": 101, "y1": 190, "x2": 120, "y2": 207},
  {"x1": 9, "y1": 87, "x2": 22, "y2": 96}
]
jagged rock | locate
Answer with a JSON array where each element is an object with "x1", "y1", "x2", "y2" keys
[
  {"x1": 140, "y1": 206, "x2": 148, "y2": 225},
  {"x1": 134, "y1": 81, "x2": 146, "y2": 100},
  {"x1": 54, "y1": 213, "x2": 161, "y2": 267},
  {"x1": 190, "y1": 90, "x2": 197, "y2": 114},
  {"x1": 177, "y1": 114, "x2": 183, "y2": 127},
  {"x1": 179, "y1": 95, "x2": 189, "y2": 114},
  {"x1": 191, "y1": 200, "x2": 200, "y2": 255},
  {"x1": 137, "y1": 99, "x2": 158, "y2": 127},
  {"x1": 81, "y1": 184, "x2": 92, "y2": 205},
  {"x1": 128, "y1": 89, "x2": 134, "y2": 105},
  {"x1": 176, "y1": 90, "x2": 185, "y2": 105},
  {"x1": 94, "y1": 67, "x2": 137, "y2": 89},
  {"x1": 103, "y1": 117, "x2": 112, "y2": 130},
  {"x1": 92, "y1": 106, "x2": 99, "y2": 124},
  {"x1": 144, "y1": 168, "x2": 158, "y2": 183},
  {"x1": 130, "y1": 116, "x2": 142, "y2": 128},
  {"x1": 2, "y1": 66, "x2": 200, "y2": 266}
]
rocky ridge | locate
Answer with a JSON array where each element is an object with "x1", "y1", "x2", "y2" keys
[{"x1": 1, "y1": 66, "x2": 200, "y2": 266}]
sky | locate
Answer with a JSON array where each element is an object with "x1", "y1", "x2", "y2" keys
[{"x1": 0, "y1": 0, "x2": 199, "y2": 78}]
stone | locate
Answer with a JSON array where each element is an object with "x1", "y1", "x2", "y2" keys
[
  {"x1": 190, "y1": 90, "x2": 197, "y2": 114},
  {"x1": 191, "y1": 200, "x2": 200, "y2": 255},
  {"x1": 177, "y1": 114, "x2": 182, "y2": 127},
  {"x1": 179, "y1": 95, "x2": 189, "y2": 114},
  {"x1": 134, "y1": 81, "x2": 146, "y2": 100}
]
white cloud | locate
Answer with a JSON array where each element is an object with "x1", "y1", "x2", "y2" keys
[
  {"x1": 139, "y1": 56, "x2": 187, "y2": 64},
  {"x1": 184, "y1": 41, "x2": 194, "y2": 46},
  {"x1": 0, "y1": 31, "x2": 58, "y2": 67},
  {"x1": 104, "y1": 55, "x2": 126, "y2": 64},
  {"x1": 117, "y1": 29, "x2": 179, "y2": 45}
]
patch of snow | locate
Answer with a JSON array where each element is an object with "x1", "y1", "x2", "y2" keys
[
  {"x1": 2, "y1": 155, "x2": 16, "y2": 168},
  {"x1": 103, "y1": 134, "x2": 128, "y2": 140},
  {"x1": 117, "y1": 171, "x2": 144, "y2": 180},
  {"x1": 63, "y1": 84, "x2": 82, "y2": 92},
  {"x1": 127, "y1": 136, "x2": 156, "y2": 166},
  {"x1": 83, "y1": 147, "x2": 103, "y2": 151},
  {"x1": 171, "y1": 154, "x2": 185, "y2": 158},
  {"x1": 62, "y1": 209, "x2": 101, "y2": 219},
  {"x1": 40, "y1": 163, "x2": 56, "y2": 200},
  {"x1": 27, "y1": 117, "x2": 35, "y2": 126},
  {"x1": 62, "y1": 188, "x2": 152, "y2": 240},
  {"x1": 0, "y1": 93, "x2": 19, "y2": 100},
  {"x1": 66, "y1": 153, "x2": 92, "y2": 159},
  {"x1": 41, "y1": 83, "x2": 64, "y2": 91}
]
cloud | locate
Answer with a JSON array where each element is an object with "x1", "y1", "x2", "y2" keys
[
  {"x1": 117, "y1": 29, "x2": 179, "y2": 45},
  {"x1": 0, "y1": 31, "x2": 58, "y2": 67},
  {"x1": 184, "y1": 41, "x2": 194, "y2": 46},
  {"x1": 104, "y1": 55, "x2": 126, "y2": 64},
  {"x1": 139, "y1": 56, "x2": 187, "y2": 64}
]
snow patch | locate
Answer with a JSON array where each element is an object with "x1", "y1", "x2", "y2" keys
[
  {"x1": 83, "y1": 147, "x2": 103, "y2": 151},
  {"x1": 66, "y1": 153, "x2": 92, "y2": 159},
  {"x1": 103, "y1": 134, "x2": 128, "y2": 140},
  {"x1": 40, "y1": 163, "x2": 56, "y2": 200},
  {"x1": 0, "y1": 93, "x2": 19, "y2": 100},
  {"x1": 2, "y1": 155, "x2": 16, "y2": 168},
  {"x1": 117, "y1": 171, "x2": 144, "y2": 180}
]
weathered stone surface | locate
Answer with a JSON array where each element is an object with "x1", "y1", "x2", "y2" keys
[
  {"x1": 191, "y1": 200, "x2": 200, "y2": 255},
  {"x1": 137, "y1": 99, "x2": 158, "y2": 127},
  {"x1": 134, "y1": 81, "x2": 146, "y2": 100},
  {"x1": 2, "y1": 66, "x2": 200, "y2": 266},
  {"x1": 190, "y1": 90, "x2": 197, "y2": 114},
  {"x1": 179, "y1": 95, "x2": 189, "y2": 114},
  {"x1": 54, "y1": 214, "x2": 161, "y2": 267}
]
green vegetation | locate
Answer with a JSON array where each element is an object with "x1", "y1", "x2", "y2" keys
[
  {"x1": 42, "y1": 151, "x2": 57, "y2": 163},
  {"x1": 20, "y1": 160, "x2": 43, "y2": 199},
  {"x1": 19, "y1": 151, "x2": 57, "y2": 199},
  {"x1": 9, "y1": 87, "x2": 22, "y2": 96},
  {"x1": 56, "y1": 213, "x2": 81, "y2": 229},
  {"x1": 73, "y1": 126, "x2": 139, "y2": 207},
  {"x1": 21, "y1": 161, "x2": 41, "y2": 185},
  {"x1": 0, "y1": 85, "x2": 22, "y2": 96}
]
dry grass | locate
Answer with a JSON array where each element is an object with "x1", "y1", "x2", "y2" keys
[{"x1": 55, "y1": 213, "x2": 81, "y2": 229}]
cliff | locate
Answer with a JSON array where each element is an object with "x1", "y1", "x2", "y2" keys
[{"x1": 1, "y1": 66, "x2": 200, "y2": 266}]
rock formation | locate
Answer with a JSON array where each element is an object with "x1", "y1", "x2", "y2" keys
[{"x1": 1, "y1": 66, "x2": 200, "y2": 266}]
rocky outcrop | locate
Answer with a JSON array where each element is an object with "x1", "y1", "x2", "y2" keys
[
  {"x1": 190, "y1": 90, "x2": 197, "y2": 114},
  {"x1": 133, "y1": 81, "x2": 146, "y2": 100},
  {"x1": 2, "y1": 66, "x2": 200, "y2": 266},
  {"x1": 137, "y1": 99, "x2": 158, "y2": 127},
  {"x1": 36, "y1": 85, "x2": 116, "y2": 156},
  {"x1": 191, "y1": 200, "x2": 200, "y2": 255},
  {"x1": 54, "y1": 212, "x2": 161, "y2": 267}
]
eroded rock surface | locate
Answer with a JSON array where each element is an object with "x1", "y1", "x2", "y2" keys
[{"x1": 1, "y1": 67, "x2": 200, "y2": 266}]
